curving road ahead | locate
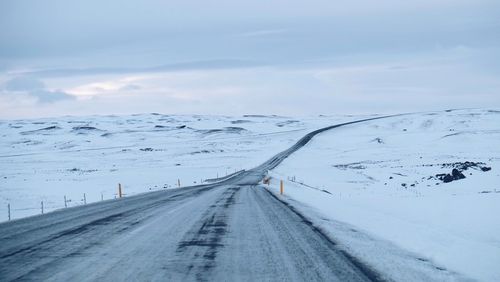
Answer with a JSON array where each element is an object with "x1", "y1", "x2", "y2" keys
[{"x1": 0, "y1": 116, "x2": 392, "y2": 281}]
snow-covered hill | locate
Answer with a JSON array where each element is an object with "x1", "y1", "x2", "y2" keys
[
  {"x1": 0, "y1": 113, "x2": 352, "y2": 220},
  {"x1": 266, "y1": 109, "x2": 500, "y2": 281}
]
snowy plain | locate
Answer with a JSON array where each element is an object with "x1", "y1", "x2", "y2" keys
[
  {"x1": 0, "y1": 113, "x2": 350, "y2": 220},
  {"x1": 1, "y1": 109, "x2": 498, "y2": 281},
  {"x1": 266, "y1": 109, "x2": 500, "y2": 281}
]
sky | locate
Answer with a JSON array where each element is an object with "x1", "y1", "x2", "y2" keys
[{"x1": 0, "y1": 0, "x2": 499, "y2": 118}]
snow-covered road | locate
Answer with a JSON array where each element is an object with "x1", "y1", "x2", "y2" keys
[
  {"x1": 1, "y1": 184, "x2": 380, "y2": 281},
  {"x1": 0, "y1": 115, "x2": 461, "y2": 281},
  {"x1": 0, "y1": 183, "x2": 380, "y2": 281}
]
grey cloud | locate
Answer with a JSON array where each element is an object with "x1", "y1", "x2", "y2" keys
[
  {"x1": 2, "y1": 0, "x2": 498, "y2": 67},
  {"x1": 4, "y1": 76, "x2": 45, "y2": 91},
  {"x1": 1, "y1": 0, "x2": 499, "y2": 118},
  {"x1": 15, "y1": 59, "x2": 264, "y2": 78},
  {"x1": 2, "y1": 76, "x2": 74, "y2": 103},
  {"x1": 29, "y1": 89, "x2": 74, "y2": 103}
]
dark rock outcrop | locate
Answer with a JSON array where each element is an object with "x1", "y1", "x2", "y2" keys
[{"x1": 436, "y1": 169, "x2": 466, "y2": 183}]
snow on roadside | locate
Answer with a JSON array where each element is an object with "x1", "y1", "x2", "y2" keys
[
  {"x1": 266, "y1": 109, "x2": 500, "y2": 281},
  {"x1": 0, "y1": 113, "x2": 354, "y2": 221}
]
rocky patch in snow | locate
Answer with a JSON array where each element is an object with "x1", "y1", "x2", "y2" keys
[
  {"x1": 20, "y1": 126, "x2": 62, "y2": 135},
  {"x1": 431, "y1": 161, "x2": 492, "y2": 183},
  {"x1": 435, "y1": 169, "x2": 466, "y2": 183}
]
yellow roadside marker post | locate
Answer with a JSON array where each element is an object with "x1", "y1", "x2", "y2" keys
[
  {"x1": 280, "y1": 180, "x2": 284, "y2": 195},
  {"x1": 118, "y1": 183, "x2": 123, "y2": 198}
]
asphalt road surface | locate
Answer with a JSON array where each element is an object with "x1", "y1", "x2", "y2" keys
[{"x1": 0, "y1": 116, "x2": 392, "y2": 281}]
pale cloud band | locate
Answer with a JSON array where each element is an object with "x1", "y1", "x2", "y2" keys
[{"x1": 0, "y1": 0, "x2": 499, "y2": 118}]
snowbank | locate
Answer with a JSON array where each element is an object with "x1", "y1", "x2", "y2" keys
[{"x1": 267, "y1": 109, "x2": 500, "y2": 281}]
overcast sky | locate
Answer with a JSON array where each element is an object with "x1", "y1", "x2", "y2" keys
[{"x1": 0, "y1": 0, "x2": 499, "y2": 118}]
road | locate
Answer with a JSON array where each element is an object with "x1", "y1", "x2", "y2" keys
[{"x1": 0, "y1": 117, "x2": 391, "y2": 281}]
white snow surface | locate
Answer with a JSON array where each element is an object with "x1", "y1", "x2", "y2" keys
[
  {"x1": 266, "y1": 109, "x2": 500, "y2": 282},
  {"x1": 0, "y1": 113, "x2": 350, "y2": 220},
  {"x1": 1, "y1": 109, "x2": 499, "y2": 281}
]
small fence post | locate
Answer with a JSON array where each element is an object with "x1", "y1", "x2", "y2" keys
[
  {"x1": 177, "y1": 179, "x2": 181, "y2": 188},
  {"x1": 83, "y1": 193, "x2": 87, "y2": 204},
  {"x1": 118, "y1": 183, "x2": 123, "y2": 198},
  {"x1": 64, "y1": 195, "x2": 67, "y2": 208},
  {"x1": 101, "y1": 193, "x2": 104, "y2": 201},
  {"x1": 41, "y1": 201, "x2": 44, "y2": 214},
  {"x1": 7, "y1": 203, "x2": 10, "y2": 221},
  {"x1": 280, "y1": 180, "x2": 284, "y2": 195}
]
